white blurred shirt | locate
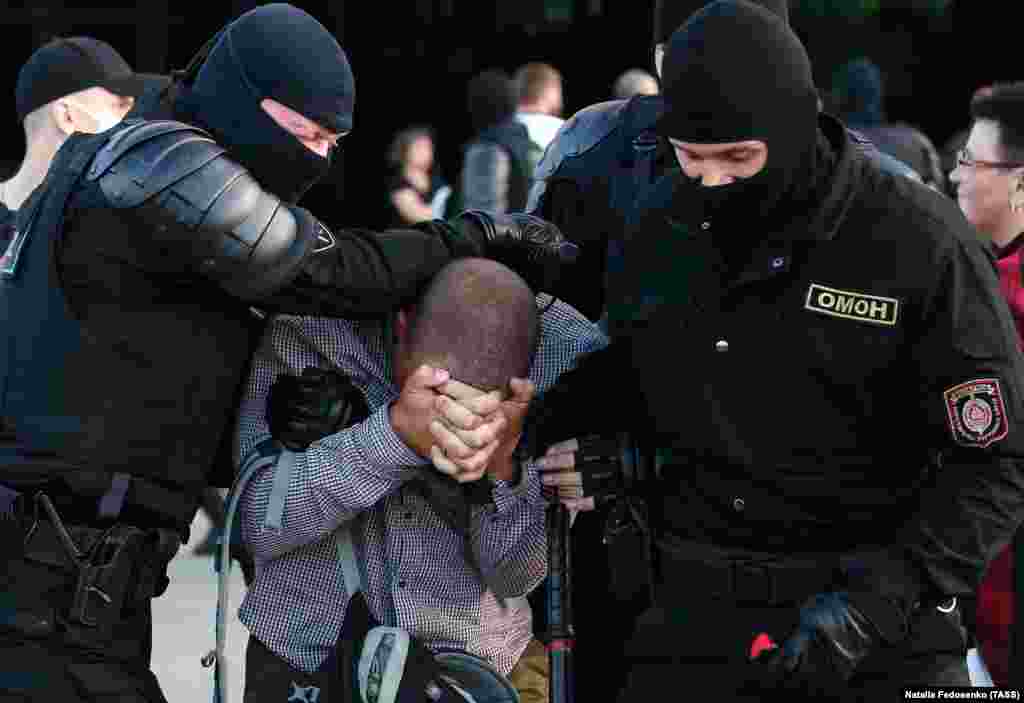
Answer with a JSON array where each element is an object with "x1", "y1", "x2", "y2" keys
[{"x1": 515, "y1": 112, "x2": 565, "y2": 151}]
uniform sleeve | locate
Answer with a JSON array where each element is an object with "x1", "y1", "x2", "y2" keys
[
  {"x1": 524, "y1": 339, "x2": 638, "y2": 455},
  {"x1": 249, "y1": 219, "x2": 476, "y2": 319},
  {"x1": 236, "y1": 317, "x2": 427, "y2": 562},
  {"x1": 897, "y1": 237, "x2": 1024, "y2": 600},
  {"x1": 531, "y1": 174, "x2": 612, "y2": 322}
]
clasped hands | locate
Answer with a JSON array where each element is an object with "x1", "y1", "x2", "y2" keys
[{"x1": 389, "y1": 365, "x2": 535, "y2": 483}]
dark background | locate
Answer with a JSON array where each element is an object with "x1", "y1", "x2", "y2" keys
[{"x1": 0, "y1": 0, "x2": 1014, "y2": 227}]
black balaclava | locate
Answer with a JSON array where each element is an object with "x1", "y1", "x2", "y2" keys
[
  {"x1": 174, "y1": 4, "x2": 355, "y2": 204},
  {"x1": 652, "y1": 0, "x2": 789, "y2": 45},
  {"x1": 658, "y1": 0, "x2": 819, "y2": 226}
]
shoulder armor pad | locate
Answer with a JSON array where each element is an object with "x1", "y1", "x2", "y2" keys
[
  {"x1": 623, "y1": 95, "x2": 664, "y2": 136},
  {"x1": 847, "y1": 127, "x2": 921, "y2": 181},
  {"x1": 534, "y1": 100, "x2": 630, "y2": 180},
  {"x1": 86, "y1": 120, "x2": 231, "y2": 208}
]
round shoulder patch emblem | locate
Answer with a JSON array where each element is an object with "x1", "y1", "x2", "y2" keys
[{"x1": 944, "y1": 379, "x2": 1009, "y2": 448}]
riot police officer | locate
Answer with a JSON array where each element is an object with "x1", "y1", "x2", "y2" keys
[
  {"x1": 530, "y1": 0, "x2": 919, "y2": 324},
  {"x1": 525, "y1": 1, "x2": 923, "y2": 698},
  {"x1": 0, "y1": 5, "x2": 570, "y2": 701},
  {"x1": 496, "y1": 1, "x2": 1024, "y2": 699}
]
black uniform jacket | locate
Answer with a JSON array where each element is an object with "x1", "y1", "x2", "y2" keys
[
  {"x1": 538, "y1": 114, "x2": 1024, "y2": 601},
  {"x1": 0, "y1": 101, "x2": 468, "y2": 533}
]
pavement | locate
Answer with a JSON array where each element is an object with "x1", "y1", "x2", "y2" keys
[{"x1": 151, "y1": 509, "x2": 249, "y2": 703}]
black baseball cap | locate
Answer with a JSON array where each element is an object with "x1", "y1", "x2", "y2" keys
[{"x1": 15, "y1": 36, "x2": 157, "y2": 122}]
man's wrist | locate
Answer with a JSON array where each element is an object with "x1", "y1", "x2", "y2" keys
[
  {"x1": 488, "y1": 454, "x2": 520, "y2": 483},
  {"x1": 357, "y1": 404, "x2": 428, "y2": 478},
  {"x1": 388, "y1": 400, "x2": 422, "y2": 457}
]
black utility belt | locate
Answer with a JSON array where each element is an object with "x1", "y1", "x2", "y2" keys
[
  {"x1": 656, "y1": 537, "x2": 835, "y2": 607},
  {"x1": 1, "y1": 462, "x2": 197, "y2": 531},
  {"x1": 654, "y1": 537, "x2": 960, "y2": 615},
  {"x1": 3, "y1": 492, "x2": 180, "y2": 646}
]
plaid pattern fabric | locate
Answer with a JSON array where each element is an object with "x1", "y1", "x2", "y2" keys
[{"x1": 235, "y1": 295, "x2": 608, "y2": 675}]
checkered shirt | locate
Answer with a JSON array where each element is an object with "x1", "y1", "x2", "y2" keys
[{"x1": 235, "y1": 295, "x2": 608, "y2": 675}]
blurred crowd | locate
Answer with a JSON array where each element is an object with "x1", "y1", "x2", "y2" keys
[
  {"x1": 383, "y1": 63, "x2": 660, "y2": 228},
  {"x1": 381, "y1": 53, "x2": 989, "y2": 236}
]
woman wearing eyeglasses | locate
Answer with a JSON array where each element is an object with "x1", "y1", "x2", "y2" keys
[{"x1": 948, "y1": 81, "x2": 1024, "y2": 688}]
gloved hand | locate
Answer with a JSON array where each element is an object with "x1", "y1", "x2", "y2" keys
[
  {"x1": 451, "y1": 210, "x2": 579, "y2": 294},
  {"x1": 267, "y1": 367, "x2": 369, "y2": 451},
  {"x1": 537, "y1": 434, "x2": 626, "y2": 512},
  {"x1": 748, "y1": 590, "x2": 907, "y2": 696}
]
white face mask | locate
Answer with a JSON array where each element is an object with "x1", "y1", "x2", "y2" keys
[{"x1": 64, "y1": 100, "x2": 125, "y2": 134}]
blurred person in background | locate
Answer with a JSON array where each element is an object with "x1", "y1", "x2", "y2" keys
[
  {"x1": 514, "y1": 62, "x2": 566, "y2": 154},
  {"x1": 948, "y1": 82, "x2": 1024, "y2": 687},
  {"x1": 829, "y1": 56, "x2": 946, "y2": 192},
  {"x1": 453, "y1": 69, "x2": 536, "y2": 216},
  {"x1": 942, "y1": 85, "x2": 997, "y2": 199},
  {"x1": 385, "y1": 125, "x2": 450, "y2": 227},
  {"x1": 612, "y1": 68, "x2": 660, "y2": 100}
]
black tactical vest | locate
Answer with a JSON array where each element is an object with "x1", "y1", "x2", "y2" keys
[{"x1": 0, "y1": 128, "x2": 262, "y2": 533}]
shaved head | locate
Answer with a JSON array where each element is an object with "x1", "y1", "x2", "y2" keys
[{"x1": 402, "y1": 258, "x2": 538, "y2": 392}]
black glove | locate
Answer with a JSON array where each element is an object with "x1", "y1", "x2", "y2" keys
[
  {"x1": 748, "y1": 591, "x2": 908, "y2": 696},
  {"x1": 536, "y1": 434, "x2": 626, "y2": 507},
  {"x1": 267, "y1": 367, "x2": 369, "y2": 451},
  {"x1": 452, "y1": 210, "x2": 579, "y2": 294}
]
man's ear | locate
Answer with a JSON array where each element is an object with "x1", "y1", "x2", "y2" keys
[
  {"x1": 654, "y1": 43, "x2": 666, "y2": 80},
  {"x1": 395, "y1": 308, "x2": 411, "y2": 345},
  {"x1": 51, "y1": 101, "x2": 76, "y2": 137},
  {"x1": 1011, "y1": 172, "x2": 1024, "y2": 213}
]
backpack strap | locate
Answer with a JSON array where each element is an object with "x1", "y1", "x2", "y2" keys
[{"x1": 204, "y1": 438, "x2": 294, "y2": 703}]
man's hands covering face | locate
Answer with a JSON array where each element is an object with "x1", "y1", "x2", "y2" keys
[
  {"x1": 430, "y1": 377, "x2": 536, "y2": 483},
  {"x1": 390, "y1": 367, "x2": 532, "y2": 483}
]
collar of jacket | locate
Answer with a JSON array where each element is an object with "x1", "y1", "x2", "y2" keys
[
  {"x1": 712, "y1": 114, "x2": 873, "y2": 290},
  {"x1": 773, "y1": 112, "x2": 868, "y2": 245},
  {"x1": 994, "y1": 231, "x2": 1024, "y2": 261}
]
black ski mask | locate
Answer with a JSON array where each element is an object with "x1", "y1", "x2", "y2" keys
[
  {"x1": 652, "y1": 0, "x2": 788, "y2": 45},
  {"x1": 657, "y1": 0, "x2": 819, "y2": 225},
  {"x1": 174, "y1": 4, "x2": 355, "y2": 204}
]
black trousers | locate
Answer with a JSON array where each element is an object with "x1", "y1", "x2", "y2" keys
[
  {"x1": 616, "y1": 600, "x2": 970, "y2": 702},
  {"x1": 0, "y1": 580, "x2": 166, "y2": 703},
  {"x1": 529, "y1": 508, "x2": 647, "y2": 703},
  {"x1": 244, "y1": 635, "x2": 340, "y2": 703},
  {"x1": 243, "y1": 593, "x2": 376, "y2": 703},
  {"x1": 615, "y1": 539, "x2": 971, "y2": 702},
  {"x1": 0, "y1": 515, "x2": 173, "y2": 702}
]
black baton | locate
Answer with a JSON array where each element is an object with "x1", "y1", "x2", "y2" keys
[{"x1": 546, "y1": 502, "x2": 574, "y2": 703}]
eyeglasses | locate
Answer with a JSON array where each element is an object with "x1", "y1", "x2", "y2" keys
[{"x1": 957, "y1": 148, "x2": 1024, "y2": 171}]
